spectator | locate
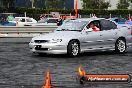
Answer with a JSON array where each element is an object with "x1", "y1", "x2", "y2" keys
[
  {"x1": 57, "y1": 18, "x2": 63, "y2": 26},
  {"x1": 6, "y1": 14, "x2": 14, "y2": 22},
  {"x1": 91, "y1": 14, "x2": 97, "y2": 18},
  {"x1": 129, "y1": 16, "x2": 132, "y2": 21},
  {"x1": 39, "y1": 14, "x2": 46, "y2": 20}
]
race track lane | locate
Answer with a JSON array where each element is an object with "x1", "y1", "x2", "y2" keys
[{"x1": 0, "y1": 38, "x2": 132, "y2": 88}]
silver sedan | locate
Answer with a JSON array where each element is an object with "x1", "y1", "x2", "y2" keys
[{"x1": 29, "y1": 18, "x2": 132, "y2": 57}]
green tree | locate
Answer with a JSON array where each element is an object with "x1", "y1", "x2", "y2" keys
[
  {"x1": 128, "y1": 0, "x2": 132, "y2": 2},
  {"x1": 81, "y1": 0, "x2": 110, "y2": 9},
  {"x1": 117, "y1": 0, "x2": 130, "y2": 9}
]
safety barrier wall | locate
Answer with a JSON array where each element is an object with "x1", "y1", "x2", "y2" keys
[{"x1": 0, "y1": 26, "x2": 58, "y2": 37}]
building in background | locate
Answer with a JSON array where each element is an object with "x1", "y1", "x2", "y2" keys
[
  {"x1": 0, "y1": 0, "x2": 15, "y2": 8},
  {"x1": 1, "y1": 0, "x2": 120, "y2": 10},
  {"x1": 0, "y1": 1, "x2": 3, "y2": 7},
  {"x1": 15, "y1": 0, "x2": 31, "y2": 8},
  {"x1": 15, "y1": 0, "x2": 74, "y2": 9},
  {"x1": 65, "y1": 0, "x2": 74, "y2": 9},
  {"x1": 0, "y1": 0, "x2": 15, "y2": 12}
]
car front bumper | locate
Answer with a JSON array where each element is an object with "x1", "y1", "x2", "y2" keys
[{"x1": 29, "y1": 42, "x2": 67, "y2": 54}]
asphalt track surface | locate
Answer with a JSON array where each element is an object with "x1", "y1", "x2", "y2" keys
[{"x1": 0, "y1": 38, "x2": 132, "y2": 88}]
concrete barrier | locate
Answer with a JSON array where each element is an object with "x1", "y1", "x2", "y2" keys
[{"x1": 0, "y1": 26, "x2": 58, "y2": 37}]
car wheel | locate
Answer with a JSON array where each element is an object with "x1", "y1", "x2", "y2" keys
[
  {"x1": 115, "y1": 38, "x2": 126, "y2": 53},
  {"x1": 67, "y1": 40, "x2": 80, "y2": 57}
]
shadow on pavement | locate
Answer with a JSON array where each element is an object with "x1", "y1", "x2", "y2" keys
[{"x1": 31, "y1": 51, "x2": 128, "y2": 58}]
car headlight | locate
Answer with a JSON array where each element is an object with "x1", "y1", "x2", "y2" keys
[
  {"x1": 49, "y1": 39, "x2": 62, "y2": 43},
  {"x1": 30, "y1": 40, "x2": 34, "y2": 43}
]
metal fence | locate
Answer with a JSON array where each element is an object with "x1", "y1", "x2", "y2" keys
[
  {"x1": 80, "y1": 14, "x2": 131, "y2": 19},
  {"x1": 0, "y1": 26, "x2": 58, "y2": 37},
  {"x1": 1, "y1": 13, "x2": 132, "y2": 21}
]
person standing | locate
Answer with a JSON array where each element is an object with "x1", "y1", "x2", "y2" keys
[
  {"x1": 6, "y1": 14, "x2": 14, "y2": 22},
  {"x1": 57, "y1": 18, "x2": 63, "y2": 26}
]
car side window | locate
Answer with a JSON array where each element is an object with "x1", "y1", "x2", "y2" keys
[
  {"x1": 87, "y1": 21, "x2": 100, "y2": 28},
  {"x1": 20, "y1": 19, "x2": 25, "y2": 22},
  {"x1": 110, "y1": 21, "x2": 117, "y2": 29},
  {"x1": 86, "y1": 20, "x2": 101, "y2": 32},
  {"x1": 114, "y1": 19, "x2": 118, "y2": 22},
  {"x1": 100, "y1": 20, "x2": 117, "y2": 31},
  {"x1": 47, "y1": 19, "x2": 58, "y2": 23},
  {"x1": 119, "y1": 18, "x2": 126, "y2": 22},
  {"x1": 26, "y1": 18, "x2": 32, "y2": 22}
]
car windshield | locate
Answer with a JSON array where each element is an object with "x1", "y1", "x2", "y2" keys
[
  {"x1": 38, "y1": 18, "x2": 48, "y2": 23},
  {"x1": 47, "y1": 19, "x2": 58, "y2": 23},
  {"x1": 56, "y1": 21, "x2": 87, "y2": 31},
  {"x1": 38, "y1": 18, "x2": 58, "y2": 23}
]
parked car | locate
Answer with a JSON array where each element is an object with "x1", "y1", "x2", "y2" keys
[
  {"x1": 108, "y1": 17, "x2": 128, "y2": 24},
  {"x1": 25, "y1": 18, "x2": 59, "y2": 26},
  {"x1": 0, "y1": 21, "x2": 16, "y2": 26},
  {"x1": 29, "y1": 18, "x2": 132, "y2": 57},
  {"x1": 10, "y1": 17, "x2": 37, "y2": 26}
]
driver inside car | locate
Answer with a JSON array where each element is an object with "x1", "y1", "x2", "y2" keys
[{"x1": 89, "y1": 23, "x2": 100, "y2": 32}]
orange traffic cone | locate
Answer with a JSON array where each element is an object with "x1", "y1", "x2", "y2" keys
[
  {"x1": 78, "y1": 66, "x2": 86, "y2": 76},
  {"x1": 42, "y1": 71, "x2": 52, "y2": 88}
]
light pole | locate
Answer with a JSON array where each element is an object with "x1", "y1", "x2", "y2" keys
[
  {"x1": 75, "y1": 0, "x2": 78, "y2": 18},
  {"x1": 44, "y1": 0, "x2": 47, "y2": 9},
  {"x1": 30, "y1": 0, "x2": 34, "y2": 8},
  {"x1": 64, "y1": 0, "x2": 66, "y2": 10}
]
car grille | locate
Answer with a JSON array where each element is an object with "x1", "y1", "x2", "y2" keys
[
  {"x1": 34, "y1": 40, "x2": 49, "y2": 43},
  {"x1": 35, "y1": 48, "x2": 49, "y2": 50},
  {"x1": 35, "y1": 45, "x2": 48, "y2": 50}
]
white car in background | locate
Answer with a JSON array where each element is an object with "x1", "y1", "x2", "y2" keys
[
  {"x1": 25, "y1": 18, "x2": 59, "y2": 26},
  {"x1": 10, "y1": 17, "x2": 37, "y2": 26}
]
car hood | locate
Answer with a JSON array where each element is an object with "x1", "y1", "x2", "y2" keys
[{"x1": 32, "y1": 31, "x2": 81, "y2": 40}]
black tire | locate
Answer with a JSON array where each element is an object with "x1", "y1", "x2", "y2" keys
[
  {"x1": 67, "y1": 40, "x2": 80, "y2": 57},
  {"x1": 79, "y1": 77, "x2": 86, "y2": 85},
  {"x1": 115, "y1": 38, "x2": 126, "y2": 53}
]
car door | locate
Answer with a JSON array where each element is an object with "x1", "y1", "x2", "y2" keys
[
  {"x1": 81, "y1": 20, "x2": 103, "y2": 50},
  {"x1": 99, "y1": 19, "x2": 118, "y2": 48}
]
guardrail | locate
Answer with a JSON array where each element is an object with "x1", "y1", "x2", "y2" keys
[{"x1": 0, "y1": 26, "x2": 58, "y2": 37}]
